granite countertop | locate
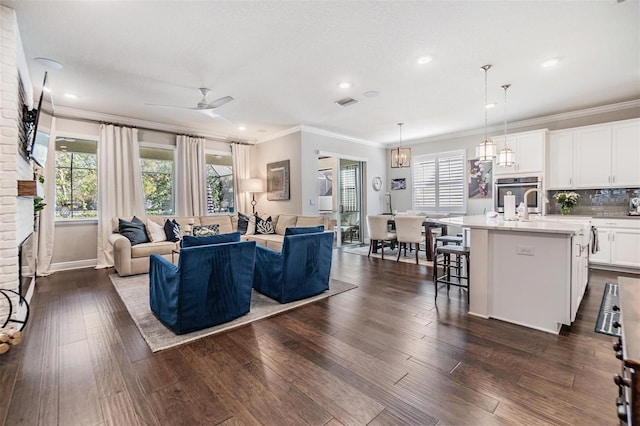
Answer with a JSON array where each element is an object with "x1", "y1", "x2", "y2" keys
[{"x1": 434, "y1": 215, "x2": 585, "y2": 235}]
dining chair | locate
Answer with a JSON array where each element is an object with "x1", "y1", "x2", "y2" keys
[
  {"x1": 394, "y1": 215, "x2": 426, "y2": 264},
  {"x1": 366, "y1": 215, "x2": 397, "y2": 260}
]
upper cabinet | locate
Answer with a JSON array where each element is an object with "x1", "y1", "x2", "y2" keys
[
  {"x1": 493, "y1": 129, "x2": 547, "y2": 176},
  {"x1": 547, "y1": 118, "x2": 640, "y2": 190}
]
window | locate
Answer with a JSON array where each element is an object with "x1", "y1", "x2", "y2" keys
[
  {"x1": 55, "y1": 137, "x2": 98, "y2": 219},
  {"x1": 340, "y1": 163, "x2": 359, "y2": 212},
  {"x1": 413, "y1": 150, "x2": 466, "y2": 213},
  {"x1": 206, "y1": 153, "x2": 234, "y2": 213},
  {"x1": 140, "y1": 146, "x2": 175, "y2": 215}
]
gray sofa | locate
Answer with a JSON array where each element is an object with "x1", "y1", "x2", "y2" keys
[{"x1": 109, "y1": 213, "x2": 328, "y2": 276}]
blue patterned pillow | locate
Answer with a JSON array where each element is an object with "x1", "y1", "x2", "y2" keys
[
  {"x1": 284, "y1": 226, "x2": 325, "y2": 236},
  {"x1": 254, "y1": 215, "x2": 275, "y2": 235}
]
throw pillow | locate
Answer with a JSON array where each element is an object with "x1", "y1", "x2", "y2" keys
[
  {"x1": 146, "y1": 218, "x2": 167, "y2": 242},
  {"x1": 284, "y1": 226, "x2": 325, "y2": 236},
  {"x1": 182, "y1": 232, "x2": 241, "y2": 248},
  {"x1": 163, "y1": 219, "x2": 182, "y2": 242},
  {"x1": 237, "y1": 212, "x2": 256, "y2": 235},
  {"x1": 254, "y1": 214, "x2": 275, "y2": 235},
  {"x1": 192, "y1": 224, "x2": 220, "y2": 237},
  {"x1": 119, "y1": 217, "x2": 150, "y2": 246}
]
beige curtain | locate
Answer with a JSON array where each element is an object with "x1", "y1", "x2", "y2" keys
[
  {"x1": 231, "y1": 143, "x2": 251, "y2": 214},
  {"x1": 96, "y1": 124, "x2": 145, "y2": 268},
  {"x1": 35, "y1": 117, "x2": 56, "y2": 276},
  {"x1": 176, "y1": 135, "x2": 207, "y2": 216}
]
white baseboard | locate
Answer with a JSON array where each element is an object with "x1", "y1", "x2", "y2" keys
[{"x1": 48, "y1": 259, "x2": 97, "y2": 273}]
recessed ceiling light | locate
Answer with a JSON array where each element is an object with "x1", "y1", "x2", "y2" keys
[
  {"x1": 338, "y1": 82, "x2": 352, "y2": 89},
  {"x1": 34, "y1": 57, "x2": 64, "y2": 70},
  {"x1": 237, "y1": 126, "x2": 246, "y2": 131},
  {"x1": 64, "y1": 93, "x2": 78, "y2": 99},
  {"x1": 363, "y1": 91, "x2": 380, "y2": 98},
  {"x1": 416, "y1": 56, "x2": 433, "y2": 65},
  {"x1": 485, "y1": 103, "x2": 496, "y2": 109},
  {"x1": 542, "y1": 58, "x2": 559, "y2": 68}
]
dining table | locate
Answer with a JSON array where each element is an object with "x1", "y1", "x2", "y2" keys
[{"x1": 371, "y1": 216, "x2": 449, "y2": 261}]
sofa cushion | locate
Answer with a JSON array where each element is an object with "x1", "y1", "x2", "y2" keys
[
  {"x1": 255, "y1": 215, "x2": 276, "y2": 234},
  {"x1": 284, "y1": 226, "x2": 325, "y2": 236},
  {"x1": 192, "y1": 224, "x2": 220, "y2": 237},
  {"x1": 119, "y1": 217, "x2": 150, "y2": 246},
  {"x1": 146, "y1": 218, "x2": 167, "y2": 242},
  {"x1": 164, "y1": 219, "x2": 182, "y2": 242},
  {"x1": 182, "y1": 232, "x2": 241, "y2": 247},
  {"x1": 131, "y1": 241, "x2": 177, "y2": 258},
  {"x1": 296, "y1": 216, "x2": 325, "y2": 228},
  {"x1": 275, "y1": 214, "x2": 297, "y2": 235}
]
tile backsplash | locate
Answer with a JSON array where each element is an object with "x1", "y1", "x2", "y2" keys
[{"x1": 546, "y1": 188, "x2": 640, "y2": 216}]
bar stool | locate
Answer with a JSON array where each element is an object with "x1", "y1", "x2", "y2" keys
[{"x1": 433, "y1": 244, "x2": 470, "y2": 303}]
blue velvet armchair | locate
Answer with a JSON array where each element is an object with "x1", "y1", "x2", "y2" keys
[
  {"x1": 149, "y1": 240, "x2": 256, "y2": 334},
  {"x1": 253, "y1": 230, "x2": 333, "y2": 303}
]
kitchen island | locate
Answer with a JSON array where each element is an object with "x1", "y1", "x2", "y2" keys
[{"x1": 435, "y1": 215, "x2": 590, "y2": 334}]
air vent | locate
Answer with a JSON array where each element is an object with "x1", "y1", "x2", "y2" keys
[{"x1": 335, "y1": 97, "x2": 358, "y2": 107}]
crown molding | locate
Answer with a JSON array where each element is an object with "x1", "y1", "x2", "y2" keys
[
  {"x1": 53, "y1": 106, "x2": 249, "y2": 144},
  {"x1": 399, "y1": 99, "x2": 640, "y2": 146},
  {"x1": 256, "y1": 124, "x2": 383, "y2": 148}
]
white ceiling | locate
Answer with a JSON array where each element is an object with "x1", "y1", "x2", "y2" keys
[{"x1": 3, "y1": 0, "x2": 639, "y2": 145}]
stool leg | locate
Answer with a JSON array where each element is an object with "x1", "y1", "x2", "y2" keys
[
  {"x1": 433, "y1": 251, "x2": 438, "y2": 300},
  {"x1": 415, "y1": 243, "x2": 419, "y2": 264},
  {"x1": 466, "y1": 253, "x2": 470, "y2": 304},
  {"x1": 396, "y1": 243, "x2": 401, "y2": 262},
  {"x1": 381, "y1": 241, "x2": 385, "y2": 260},
  {"x1": 368, "y1": 240, "x2": 373, "y2": 257},
  {"x1": 445, "y1": 253, "x2": 451, "y2": 295}
]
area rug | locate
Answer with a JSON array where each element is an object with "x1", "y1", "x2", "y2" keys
[
  {"x1": 595, "y1": 282, "x2": 621, "y2": 337},
  {"x1": 341, "y1": 244, "x2": 432, "y2": 267},
  {"x1": 109, "y1": 274, "x2": 357, "y2": 352}
]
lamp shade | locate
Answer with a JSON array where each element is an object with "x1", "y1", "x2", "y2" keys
[{"x1": 239, "y1": 178, "x2": 265, "y2": 193}]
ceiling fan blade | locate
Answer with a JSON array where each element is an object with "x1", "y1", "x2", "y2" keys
[
  {"x1": 203, "y1": 110, "x2": 234, "y2": 125},
  {"x1": 206, "y1": 96, "x2": 234, "y2": 109},
  {"x1": 145, "y1": 102, "x2": 193, "y2": 110}
]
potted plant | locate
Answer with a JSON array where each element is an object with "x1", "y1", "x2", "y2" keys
[{"x1": 554, "y1": 191, "x2": 580, "y2": 215}]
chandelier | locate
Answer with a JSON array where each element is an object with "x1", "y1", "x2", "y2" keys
[
  {"x1": 391, "y1": 122, "x2": 411, "y2": 168},
  {"x1": 475, "y1": 64, "x2": 497, "y2": 162}
]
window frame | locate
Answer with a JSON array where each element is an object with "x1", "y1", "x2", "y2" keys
[
  {"x1": 139, "y1": 142, "x2": 176, "y2": 216},
  {"x1": 412, "y1": 149, "x2": 467, "y2": 214},
  {"x1": 53, "y1": 133, "x2": 98, "y2": 222}
]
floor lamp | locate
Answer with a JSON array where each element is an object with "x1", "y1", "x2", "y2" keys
[{"x1": 240, "y1": 178, "x2": 265, "y2": 214}]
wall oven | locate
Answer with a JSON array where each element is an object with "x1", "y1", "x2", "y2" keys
[{"x1": 494, "y1": 176, "x2": 543, "y2": 214}]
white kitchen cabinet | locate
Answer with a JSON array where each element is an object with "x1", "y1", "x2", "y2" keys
[
  {"x1": 493, "y1": 129, "x2": 546, "y2": 176},
  {"x1": 551, "y1": 118, "x2": 640, "y2": 189},
  {"x1": 590, "y1": 219, "x2": 640, "y2": 270},
  {"x1": 547, "y1": 131, "x2": 574, "y2": 189}
]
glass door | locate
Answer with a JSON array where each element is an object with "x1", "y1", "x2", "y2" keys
[{"x1": 337, "y1": 159, "x2": 363, "y2": 247}]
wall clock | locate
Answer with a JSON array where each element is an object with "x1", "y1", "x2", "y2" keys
[{"x1": 372, "y1": 176, "x2": 383, "y2": 191}]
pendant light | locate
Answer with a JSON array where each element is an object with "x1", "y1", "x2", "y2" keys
[
  {"x1": 496, "y1": 83, "x2": 515, "y2": 167},
  {"x1": 391, "y1": 122, "x2": 411, "y2": 168},
  {"x1": 475, "y1": 64, "x2": 497, "y2": 162}
]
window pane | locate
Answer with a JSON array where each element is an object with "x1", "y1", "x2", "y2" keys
[
  {"x1": 206, "y1": 154, "x2": 234, "y2": 213},
  {"x1": 140, "y1": 148, "x2": 175, "y2": 216},
  {"x1": 55, "y1": 137, "x2": 97, "y2": 219}
]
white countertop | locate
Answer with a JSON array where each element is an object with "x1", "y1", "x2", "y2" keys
[{"x1": 433, "y1": 215, "x2": 585, "y2": 235}]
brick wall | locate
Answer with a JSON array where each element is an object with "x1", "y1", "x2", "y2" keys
[{"x1": 0, "y1": 6, "x2": 21, "y2": 315}]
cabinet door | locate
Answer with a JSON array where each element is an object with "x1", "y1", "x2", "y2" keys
[
  {"x1": 611, "y1": 120, "x2": 640, "y2": 187},
  {"x1": 590, "y1": 228, "x2": 612, "y2": 265},
  {"x1": 574, "y1": 126, "x2": 612, "y2": 188},
  {"x1": 547, "y1": 131, "x2": 574, "y2": 189},
  {"x1": 514, "y1": 132, "x2": 545, "y2": 174},
  {"x1": 611, "y1": 229, "x2": 640, "y2": 268}
]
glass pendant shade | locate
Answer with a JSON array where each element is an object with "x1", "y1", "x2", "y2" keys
[
  {"x1": 475, "y1": 138, "x2": 497, "y2": 162},
  {"x1": 496, "y1": 147, "x2": 515, "y2": 167}
]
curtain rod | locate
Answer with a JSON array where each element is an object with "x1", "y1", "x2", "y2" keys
[{"x1": 54, "y1": 111, "x2": 253, "y2": 145}]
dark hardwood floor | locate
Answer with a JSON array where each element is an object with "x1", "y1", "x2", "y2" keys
[{"x1": 0, "y1": 251, "x2": 633, "y2": 425}]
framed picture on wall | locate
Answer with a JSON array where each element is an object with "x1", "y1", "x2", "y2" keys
[
  {"x1": 267, "y1": 160, "x2": 290, "y2": 200},
  {"x1": 468, "y1": 159, "x2": 492, "y2": 199},
  {"x1": 390, "y1": 178, "x2": 406, "y2": 190}
]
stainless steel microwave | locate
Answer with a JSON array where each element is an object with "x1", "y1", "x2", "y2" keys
[{"x1": 494, "y1": 176, "x2": 543, "y2": 213}]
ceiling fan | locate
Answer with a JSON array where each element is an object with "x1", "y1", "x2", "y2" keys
[{"x1": 146, "y1": 88, "x2": 233, "y2": 111}]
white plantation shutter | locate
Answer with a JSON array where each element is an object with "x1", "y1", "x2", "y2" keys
[
  {"x1": 340, "y1": 165, "x2": 357, "y2": 212},
  {"x1": 413, "y1": 150, "x2": 466, "y2": 213}
]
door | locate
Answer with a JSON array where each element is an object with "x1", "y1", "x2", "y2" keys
[
  {"x1": 548, "y1": 131, "x2": 574, "y2": 189},
  {"x1": 611, "y1": 120, "x2": 640, "y2": 187},
  {"x1": 611, "y1": 229, "x2": 640, "y2": 268},
  {"x1": 590, "y1": 228, "x2": 612, "y2": 265},
  {"x1": 337, "y1": 159, "x2": 363, "y2": 247},
  {"x1": 574, "y1": 125, "x2": 612, "y2": 188}
]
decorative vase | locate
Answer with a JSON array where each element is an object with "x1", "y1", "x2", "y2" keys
[{"x1": 561, "y1": 206, "x2": 570, "y2": 215}]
